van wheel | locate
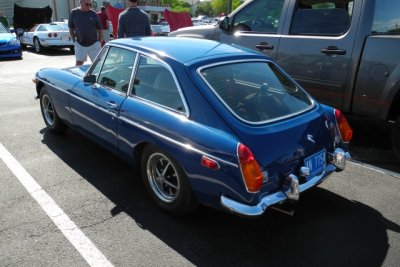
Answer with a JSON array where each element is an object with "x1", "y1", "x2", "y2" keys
[
  {"x1": 392, "y1": 115, "x2": 400, "y2": 160},
  {"x1": 141, "y1": 145, "x2": 198, "y2": 216}
]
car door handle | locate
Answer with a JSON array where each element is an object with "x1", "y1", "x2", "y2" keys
[
  {"x1": 255, "y1": 42, "x2": 274, "y2": 50},
  {"x1": 107, "y1": 101, "x2": 118, "y2": 109},
  {"x1": 320, "y1": 46, "x2": 346, "y2": 55}
]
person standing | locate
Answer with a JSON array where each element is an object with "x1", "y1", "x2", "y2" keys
[
  {"x1": 0, "y1": 10, "x2": 10, "y2": 29},
  {"x1": 117, "y1": 0, "x2": 151, "y2": 38},
  {"x1": 97, "y1": 6, "x2": 110, "y2": 44},
  {"x1": 68, "y1": 0, "x2": 103, "y2": 66}
]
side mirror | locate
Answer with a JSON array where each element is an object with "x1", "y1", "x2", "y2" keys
[
  {"x1": 83, "y1": 74, "x2": 96, "y2": 84},
  {"x1": 219, "y1": 16, "x2": 230, "y2": 32}
]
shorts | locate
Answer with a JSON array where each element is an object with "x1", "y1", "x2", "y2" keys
[
  {"x1": 74, "y1": 41, "x2": 101, "y2": 62},
  {"x1": 102, "y1": 29, "x2": 110, "y2": 43}
]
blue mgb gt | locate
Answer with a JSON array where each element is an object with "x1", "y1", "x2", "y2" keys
[{"x1": 34, "y1": 37, "x2": 352, "y2": 217}]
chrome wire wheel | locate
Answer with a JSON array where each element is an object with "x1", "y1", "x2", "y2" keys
[
  {"x1": 146, "y1": 152, "x2": 180, "y2": 203},
  {"x1": 41, "y1": 94, "x2": 55, "y2": 126}
]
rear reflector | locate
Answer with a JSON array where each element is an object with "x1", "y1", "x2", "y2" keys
[
  {"x1": 334, "y1": 109, "x2": 353, "y2": 143},
  {"x1": 201, "y1": 156, "x2": 220, "y2": 170},
  {"x1": 238, "y1": 144, "x2": 263, "y2": 193}
]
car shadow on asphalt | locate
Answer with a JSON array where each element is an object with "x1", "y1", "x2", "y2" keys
[
  {"x1": 22, "y1": 47, "x2": 73, "y2": 56},
  {"x1": 347, "y1": 116, "x2": 400, "y2": 174},
  {"x1": 40, "y1": 128, "x2": 400, "y2": 267}
]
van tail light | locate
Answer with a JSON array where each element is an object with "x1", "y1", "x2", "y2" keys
[
  {"x1": 238, "y1": 144, "x2": 263, "y2": 193},
  {"x1": 334, "y1": 109, "x2": 353, "y2": 143}
]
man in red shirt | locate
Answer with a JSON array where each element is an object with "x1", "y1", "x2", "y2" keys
[{"x1": 97, "y1": 6, "x2": 110, "y2": 44}]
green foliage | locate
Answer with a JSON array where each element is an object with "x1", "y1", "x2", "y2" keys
[
  {"x1": 212, "y1": 0, "x2": 242, "y2": 16},
  {"x1": 196, "y1": 2, "x2": 214, "y2": 17}
]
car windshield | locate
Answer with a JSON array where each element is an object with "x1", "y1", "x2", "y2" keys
[
  {"x1": 200, "y1": 61, "x2": 314, "y2": 123},
  {"x1": 0, "y1": 23, "x2": 9, "y2": 33}
]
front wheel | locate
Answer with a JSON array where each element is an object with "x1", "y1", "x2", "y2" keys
[
  {"x1": 141, "y1": 145, "x2": 198, "y2": 216},
  {"x1": 391, "y1": 115, "x2": 400, "y2": 160},
  {"x1": 40, "y1": 88, "x2": 68, "y2": 134}
]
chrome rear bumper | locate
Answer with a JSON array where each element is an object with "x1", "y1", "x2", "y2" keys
[{"x1": 220, "y1": 148, "x2": 349, "y2": 217}]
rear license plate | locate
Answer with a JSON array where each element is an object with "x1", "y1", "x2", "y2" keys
[
  {"x1": 304, "y1": 149, "x2": 326, "y2": 178},
  {"x1": 62, "y1": 36, "x2": 70, "y2": 41}
]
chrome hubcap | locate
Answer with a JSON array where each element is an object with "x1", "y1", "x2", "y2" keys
[
  {"x1": 41, "y1": 95, "x2": 54, "y2": 126},
  {"x1": 147, "y1": 153, "x2": 180, "y2": 203}
]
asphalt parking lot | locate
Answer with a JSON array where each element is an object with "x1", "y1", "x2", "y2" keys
[{"x1": 0, "y1": 50, "x2": 399, "y2": 267}]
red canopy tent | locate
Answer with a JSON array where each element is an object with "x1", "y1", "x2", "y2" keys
[{"x1": 163, "y1": 9, "x2": 193, "y2": 32}]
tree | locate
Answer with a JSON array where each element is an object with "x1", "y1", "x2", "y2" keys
[
  {"x1": 161, "y1": 0, "x2": 191, "y2": 13},
  {"x1": 212, "y1": 0, "x2": 242, "y2": 16},
  {"x1": 196, "y1": 1, "x2": 214, "y2": 17}
]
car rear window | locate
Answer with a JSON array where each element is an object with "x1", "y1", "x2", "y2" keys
[{"x1": 199, "y1": 61, "x2": 314, "y2": 124}]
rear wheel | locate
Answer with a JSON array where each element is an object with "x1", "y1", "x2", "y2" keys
[
  {"x1": 391, "y1": 115, "x2": 400, "y2": 160},
  {"x1": 69, "y1": 46, "x2": 74, "y2": 54},
  {"x1": 33, "y1": 37, "x2": 43, "y2": 53},
  {"x1": 140, "y1": 145, "x2": 198, "y2": 216},
  {"x1": 40, "y1": 88, "x2": 68, "y2": 134}
]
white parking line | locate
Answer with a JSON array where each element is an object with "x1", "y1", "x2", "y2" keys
[{"x1": 0, "y1": 143, "x2": 114, "y2": 267}]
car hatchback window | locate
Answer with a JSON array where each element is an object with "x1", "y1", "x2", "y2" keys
[{"x1": 200, "y1": 61, "x2": 313, "y2": 123}]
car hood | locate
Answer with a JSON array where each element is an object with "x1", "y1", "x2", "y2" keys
[
  {"x1": 231, "y1": 105, "x2": 335, "y2": 169},
  {"x1": 0, "y1": 33, "x2": 14, "y2": 42},
  {"x1": 65, "y1": 64, "x2": 91, "y2": 77},
  {"x1": 168, "y1": 24, "x2": 218, "y2": 39}
]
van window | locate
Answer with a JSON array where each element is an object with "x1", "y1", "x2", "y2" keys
[
  {"x1": 372, "y1": 0, "x2": 400, "y2": 35},
  {"x1": 232, "y1": 0, "x2": 285, "y2": 33},
  {"x1": 290, "y1": 0, "x2": 353, "y2": 36}
]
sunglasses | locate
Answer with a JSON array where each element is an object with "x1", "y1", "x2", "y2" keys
[{"x1": 85, "y1": 3, "x2": 92, "y2": 6}]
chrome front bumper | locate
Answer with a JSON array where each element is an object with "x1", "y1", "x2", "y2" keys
[{"x1": 220, "y1": 148, "x2": 349, "y2": 217}]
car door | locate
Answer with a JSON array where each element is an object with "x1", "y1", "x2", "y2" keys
[
  {"x1": 277, "y1": 0, "x2": 358, "y2": 109},
  {"x1": 217, "y1": 0, "x2": 288, "y2": 60},
  {"x1": 70, "y1": 46, "x2": 136, "y2": 152},
  {"x1": 21, "y1": 25, "x2": 37, "y2": 45}
]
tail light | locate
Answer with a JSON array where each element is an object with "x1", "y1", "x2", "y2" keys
[
  {"x1": 334, "y1": 109, "x2": 353, "y2": 143},
  {"x1": 48, "y1": 33, "x2": 52, "y2": 37},
  {"x1": 54, "y1": 33, "x2": 58, "y2": 37},
  {"x1": 238, "y1": 143, "x2": 263, "y2": 193}
]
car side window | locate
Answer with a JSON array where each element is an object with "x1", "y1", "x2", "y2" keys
[
  {"x1": 290, "y1": 0, "x2": 353, "y2": 36},
  {"x1": 132, "y1": 56, "x2": 186, "y2": 113},
  {"x1": 96, "y1": 46, "x2": 136, "y2": 93},
  {"x1": 232, "y1": 0, "x2": 285, "y2": 33},
  {"x1": 372, "y1": 0, "x2": 400, "y2": 35}
]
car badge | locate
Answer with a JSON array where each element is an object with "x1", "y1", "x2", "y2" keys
[{"x1": 307, "y1": 134, "x2": 315, "y2": 143}]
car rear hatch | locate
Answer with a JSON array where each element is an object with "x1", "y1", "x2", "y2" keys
[{"x1": 198, "y1": 60, "x2": 336, "y2": 194}]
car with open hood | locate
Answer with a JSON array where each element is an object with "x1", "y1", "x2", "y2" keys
[{"x1": 33, "y1": 37, "x2": 352, "y2": 217}]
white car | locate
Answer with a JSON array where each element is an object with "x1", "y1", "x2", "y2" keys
[{"x1": 19, "y1": 22, "x2": 73, "y2": 53}]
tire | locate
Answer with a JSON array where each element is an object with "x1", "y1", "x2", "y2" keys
[
  {"x1": 33, "y1": 37, "x2": 43, "y2": 53},
  {"x1": 141, "y1": 145, "x2": 198, "y2": 216},
  {"x1": 39, "y1": 88, "x2": 68, "y2": 134},
  {"x1": 69, "y1": 46, "x2": 75, "y2": 54},
  {"x1": 391, "y1": 115, "x2": 400, "y2": 160}
]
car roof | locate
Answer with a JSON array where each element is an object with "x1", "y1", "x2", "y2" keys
[{"x1": 109, "y1": 37, "x2": 267, "y2": 65}]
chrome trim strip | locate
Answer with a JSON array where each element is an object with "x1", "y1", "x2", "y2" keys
[
  {"x1": 220, "y1": 163, "x2": 337, "y2": 217},
  {"x1": 119, "y1": 116, "x2": 238, "y2": 168}
]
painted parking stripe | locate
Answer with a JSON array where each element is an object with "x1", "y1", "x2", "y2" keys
[{"x1": 0, "y1": 143, "x2": 114, "y2": 267}]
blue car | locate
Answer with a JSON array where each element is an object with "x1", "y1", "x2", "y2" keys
[
  {"x1": 0, "y1": 23, "x2": 22, "y2": 59},
  {"x1": 33, "y1": 37, "x2": 352, "y2": 217}
]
